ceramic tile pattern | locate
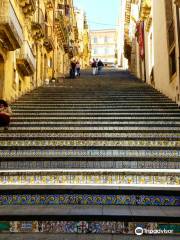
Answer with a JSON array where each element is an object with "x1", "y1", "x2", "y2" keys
[{"x1": 0, "y1": 194, "x2": 179, "y2": 206}]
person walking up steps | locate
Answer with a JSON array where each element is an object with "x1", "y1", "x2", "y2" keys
[
  {"x1": 97, "y1": 59, "x2": 104, "y2": 75},
  {"x1": 76, "y1": 61, "x2": 81, "y2": 77},
  {"x1": 91, "y1": 59, "x2": 97, "y2": 76}
]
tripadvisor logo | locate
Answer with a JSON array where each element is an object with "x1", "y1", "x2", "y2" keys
[
  {"x1": 135, "y1": 227, "x2": 173, "y2": 235},
  {"x1": 135, "y1": 227, "x2": 144, "y2": 236}
]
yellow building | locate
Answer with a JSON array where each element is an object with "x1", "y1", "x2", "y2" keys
[
  {"x1": 0, "y1": 0, "x2": 80, "y2": 101},
  {"x1": 124, "y1": 0, "x2": 180, "y2": 104},
  {"x1": 75, "y1": 9, "x2": 91, "y2": 68},
  {"x1": 90, "y1": 29, "x2": 118, "y2": 66}
]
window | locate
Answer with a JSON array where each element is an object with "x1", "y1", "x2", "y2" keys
[
  {"x1": 104, "y1": 36, "x2": 108, "y2": 43},
  {"x1": 104, "y1": 48, "x2": 109, "y2": 54},
  {"x1": 93, "y1": 48, "x2": 97, "y2": 54},
  {"x1": 169, "y1": 48, "x2": 176, "y2": 77},
  {"x1": 93, "y1": 37, "x2": 97, "y2": 43}
]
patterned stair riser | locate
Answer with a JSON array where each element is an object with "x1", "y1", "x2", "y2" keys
[
  {"x1": 1, "y1": 221, "x2": 178, "y2": 234},
  {"x1": 1, "y1": 149, "x2": 180, "y2": 158},
  {"x1": 0, "y1": 140, "x2": 180, "y2": 147},
  {"x1": 0, "y1": 160, "x2": 180, "y2": 170},
  {"x1": 0, "y1": 194, "x2": 179, "y2": 206},
  {"x1": 0, "y1": 132, "x2": 180, "y2": 139},
  {"x1": 0, "y1": 171, "x2": 179, "y2": 186}
]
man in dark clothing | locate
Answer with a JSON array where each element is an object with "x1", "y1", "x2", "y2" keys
[
  {"x1": 70, "y1": 61, "x2": 76, "y2": 78},
  {"x1": 97, "y1": 60, "x2": 104, "y2": 75}
]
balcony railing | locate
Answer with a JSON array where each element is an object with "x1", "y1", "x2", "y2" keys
[
  {"x1": 44, "y1": 25, "x2": 54, "y2": 52},
  {"x1": 55, "y1": 11, "x2": 64, "y2": 23},
  {"x1": 0, "y1": 0, "x2": 24, "y2": 50},
  {"x1": 18, "y1": 0, "x2": 36, "y2": 16},
  {"x1": 55, "y1": 11, "x2": 68, "y2": 45},
  {"x1": 31, "y1": 8, "x2": 45, "y2": 40},
  {"x1": 16, "y1": 40, "x2": 36, "y2": 76}
]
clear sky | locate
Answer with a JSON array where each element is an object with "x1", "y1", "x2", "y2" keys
[{"x1": 73, "y1": 0, "x2": 120, "y2": 30}]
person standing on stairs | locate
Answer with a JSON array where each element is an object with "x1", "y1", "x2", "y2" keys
[
  {"x1": 91, "y1": 59, "x2": 97, "y2": 75},
  {"x1": 0, "y1": 99, "x2": 12, "y2": 130}
]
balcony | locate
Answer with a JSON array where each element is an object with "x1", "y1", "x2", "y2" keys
[
  {"x1": 44, "y1": 26, "x2": 54, "y2": 52},
  {"x1": 174, "y1": 0, "x2": 180, "y2": 7},
  {"x1": 0, "y1": 0, "x2": 24, "y2": 51},
  {"x1": 74, "y1": 26, "x2": 79, "y2": 41},
  {"x1": 31, "y1": 8, "x2": 45, "y2": 40},
  {"x1": 18, "y1": 0, "x2": 36, "y2": 16},
  {"x1": 44, "y1": 0, "x2": 55, "y2": 10},
  {"x1": 16, "y1": 40, "x2": 36, "y2": 76},
  {"x1": 55, "y1": 11, "x2": 68, "y2": 45}
]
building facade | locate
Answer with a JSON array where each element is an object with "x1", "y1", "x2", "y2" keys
[
  {"x1": 90, "y1": 29, "x2": 117, "y2": 66},
  {"x1": 116, "y1": 0, "x2": 128, "y2": 68},
  {"x1": 124, "y1": 0, "x2": 180, "y2": 104},
  {"x1": 75, "y1": 8, "x2": 91, "y2": 68},
  {"x1": 0, "y1": 0, "x2": 80, "y2": 101}
]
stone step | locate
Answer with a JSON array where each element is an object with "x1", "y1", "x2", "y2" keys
[
  {"x1": 0, "y1": 205, "x2": 179, "y2": 221},
  {"x1": 0, "y1": 233, "x2": 179, "y2": 240}
]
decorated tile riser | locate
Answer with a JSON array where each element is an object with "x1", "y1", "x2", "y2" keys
[
  {"x1": 9, "y1": 121, "x2": 180, "y2": 125},
  {"x1": 0, "y1": 140, "x2": 180, "y2": 147},
  {"x1": 4, "y1": 127, "x2": 180, "y2": 131},
  {"x1": 0, "y1": 173, "x2": 179, "y2": 185},
  {"x1": 12, "y1": 112, "x2": 180, "y2": 116},
  {"x1": 1, "y1": 160, "x2": 179, "y2": 170},
  {"x1": 0, "y1": 194, "x2": 179, "y2": 206},
  {"x1": 0, "y1": 133, "x2": 180, "y2": 139},
  {"x1": 0, "y1": 149, "x2": 180, "y2": 158},
  {"x1": 12, "y1": 101, "x2": 174, "y2": 104},
  {"x1": 1, "y1": 221, "x2": 179, "y2": 234}
]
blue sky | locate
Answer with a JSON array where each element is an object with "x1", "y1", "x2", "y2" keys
[{"x1": 74, "y1": 0, "x2": 120, "y2": 30}]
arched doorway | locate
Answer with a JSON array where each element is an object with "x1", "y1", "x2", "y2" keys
[{"x1": 0, "y1": 54, "x2": 5, "y2": 98}]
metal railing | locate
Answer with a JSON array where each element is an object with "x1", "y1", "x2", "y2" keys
[{"x1": 32, "y1": 8, "x2": 45, "y2": 31}]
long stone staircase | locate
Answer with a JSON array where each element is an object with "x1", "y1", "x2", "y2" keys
[{"x1": 0, "y1": 71, "x2": 179, "y2": 238}]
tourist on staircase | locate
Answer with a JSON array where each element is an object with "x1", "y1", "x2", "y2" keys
[
  {"x1": 91, "y1": 59, "x2": 97, "y2": 75},
  {"x1": 0, "y1": 99, "x2": 12, "y2": 130},
  {"x1": 97, "y1": 59, "x2": 104, "y2": 75},
  {"x1": 76, "y1": 61, "x2": 81, "y2": 77}
]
